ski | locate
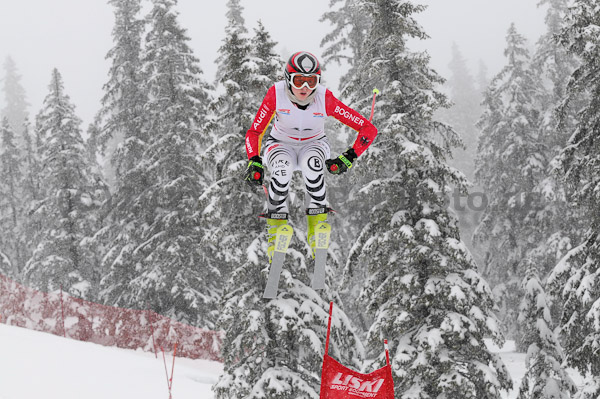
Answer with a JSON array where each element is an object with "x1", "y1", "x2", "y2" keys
[
  {"x1": 311, "y1": 222, "x2": 331, "y2": 290},
  {"x1": 263, "y1": 224, "x2": 294, "y2": 299}
]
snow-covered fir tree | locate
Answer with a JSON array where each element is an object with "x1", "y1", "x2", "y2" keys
[
  {"x1": 18, "y1": 121, "x2": 43, "y2": 272},
  {"x1": 320, "y1": 0, "x2": 379, "y2": 336},
  {"x1": 436, "y1": 43, "x2": 485, "y2": 270},
  {"x1": 212, "y1": 4, "x2": 365, "y2": 398},
  {"x1": 212, "y1": 0, "x2": 255, "y2": 133},
  {"x1": 95, "y1": 0, "x2": 146, "y2": 189},
  {"x1": 85, "y1": 119, "x2": 103, "y2": 176},
  {"x1": 23, "y1": 69, "x2": 104, "y2": 300},
  {"x1": 92, "y1": 0, "x2": 147, "y2": 300},
  {"x1": 1, "y1": 56, "x2": 29, "y2": 141},
  {"x1": 95, "y1": 0, "x2": 150, "y2": 309},
  {"x1": 533, "y1": 0, "x2": 580, "y2": 149},
  {"x1": 476, "y1": 60, "x2": 490, "y2": 96},
  {"x1": 214, "y1": 233, "x2": 363, "y2": 399},
  {"x1": 439, "y1": 43, "x2": 481, "y2": 181},
  {"x1": 329, "y1": 1, "x2": 512, "y2": 397},
  {"x1": 0, "y1": 250, "x2": 10, "y2": 274},
  {"x1": 249, "y1": 20, "x2": 283, "y2": 98},
  {"x1": 320, "y1": 0, "x2": 371, "y2": 84},
  {"x1": 526, "y1": 0, "x2": 584, "y2": 282},
  {"x1": 517, "y1": 263, "x2": 575, "y2": 399},
  {"x1": 547, "y1": 1, "x2": 600, "y2": 396},
  {"x1": 0, "y1": 57, "x2": 35, "y2": 279},
  {"x1": 199, "y1": 0, "x2": 265, "y2": 284},
  {"x1": 99, "y1": 0, "x2": 215, "y2": 327},
  {"x1": 83, "y1": 120, "x2": 110, "y2": 291},
  {"x1": 474, "y1": 24, "x2": 546, "y2": 343},
  {"x1": 0, "y1": 117, "x2": 25, "y2": 276},
  {"x1": 320, "y1": 0, "x2": 375, "y2": 295}
]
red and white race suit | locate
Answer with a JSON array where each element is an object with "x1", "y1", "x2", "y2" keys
[{"x1": 245, "y1": 81, "x2": 378, "y2": 212}]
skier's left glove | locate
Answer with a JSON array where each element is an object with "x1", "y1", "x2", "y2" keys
[
  {"x1": 244, "y1": 155, "x2": 264, "y2": 186},
  {"x1": 326, "y1": 148, "x2": 357, "y2": 175}
]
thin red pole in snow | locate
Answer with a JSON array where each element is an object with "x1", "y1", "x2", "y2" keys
[
  {"x1": 161, "y1": 343, "x2": 178, "y2": 398},
  {"x1": 60, "y1": 285, "x2": 66, "y2": 338},
  {"x1": 170, "y1": 343, "x2": 178, "y2": 390},
  {"x1": 325, "y1": 301, "x2": 333, "y2": 356},
  {"x1": 161, "y1": 346, "x2": 172, "y2": 399}
]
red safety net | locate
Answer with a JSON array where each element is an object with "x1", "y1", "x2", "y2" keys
[{"x1": 0, "y1": 273, "x2": 222, "y2": 361}]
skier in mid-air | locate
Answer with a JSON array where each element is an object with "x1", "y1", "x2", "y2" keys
[{"x1": 244, "y1": 51, "x2": 378, "y2": 266}]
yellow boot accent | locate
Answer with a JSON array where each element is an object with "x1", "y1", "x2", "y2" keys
[
  {"x1": 307, "y1": 212, "x2": 328, "y2": 258},
  {"x1": 267, "y1": 216, "x2": 289, "y2": 263}
]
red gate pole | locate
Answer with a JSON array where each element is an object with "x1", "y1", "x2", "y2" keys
[
  {"x1": 169, "y1": 343, "x2": 178, "y2": 391},
  {"x1": 325, "y1": 301, "x2": 333, "y2": 356},
  {"x1": 384, "y1": 339, "x2": 390, "y2": 365},
  {"x1": 161, "y1": 346, "x2": 171, "y2": 399},
  {"x1": 161, "y1": 343, "x2": 178, "y2": 399}
]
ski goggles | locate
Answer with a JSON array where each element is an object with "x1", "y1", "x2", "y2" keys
[{"x1": 289, "y1": 73, "x2": 320, "y2": 90}]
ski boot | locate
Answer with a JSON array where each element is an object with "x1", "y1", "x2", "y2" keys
[
  {"x1": 307, "y1": 206, "x2": 332, "y2": 290},
  {"x1": 265, "y1": 211, "x2": 290, "y2": 263},
  {"x1": 262, "y1": 211, "x2": 293, "y2": 298},
  {"x1": 306, "y1": 206, "x2": 331, "y2": 258}
]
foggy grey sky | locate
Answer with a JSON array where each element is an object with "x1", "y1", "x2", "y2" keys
[{"x1": 0, "y1": 0, "x2": 547, "y2": 129}]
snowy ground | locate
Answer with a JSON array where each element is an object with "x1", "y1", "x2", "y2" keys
[
  {"x1": 0, "y1": 323, "x2": 222, "y2": 399},
  {"x1": 487, "y1": 339, "x2": 584, "y2": 398},
  {"x1": 0, "y1": 323, "x2": 581, "y2": 398},
  {"x1": 487, "y1": 339, "x2": 526, "y2": 398}
]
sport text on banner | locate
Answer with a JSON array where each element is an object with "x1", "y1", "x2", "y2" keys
[{"x1": 319, "y1": 302, "x2": 394, "y2": 399}]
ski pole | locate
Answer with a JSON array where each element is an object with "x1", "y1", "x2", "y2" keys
[
  {"x1": 368, "y1": 88, "x2": 379, "y2": 122},
  {"x1": 261, "y1": 184, "x2": 268, "y2": 199}
]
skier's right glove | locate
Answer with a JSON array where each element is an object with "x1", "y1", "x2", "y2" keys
[
  {"x1": 244, "y1": 155, "x2": 264, "y2": 186},
  {"x1": 326, "y1": 148, "x2": 357, "y2": 175}
]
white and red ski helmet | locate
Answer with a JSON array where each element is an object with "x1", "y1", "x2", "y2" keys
[{"x1": 284, "y1": 51, "x2": 321, "y2": 82}]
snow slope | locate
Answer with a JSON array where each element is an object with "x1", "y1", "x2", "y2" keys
[
  {"x1": 0, "y1": 323, "x2": 222, "y2": 399},
  {"x1": 488, "y1": 339, "x2": 526, "y2": 398},
  {"x1": 1, "y1": 323, "x2": 581, "y2": 399}
]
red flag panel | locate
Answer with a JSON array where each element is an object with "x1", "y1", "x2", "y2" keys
[{"x1": 320, "y1": 354, "x2": 394, "y2": 399}]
